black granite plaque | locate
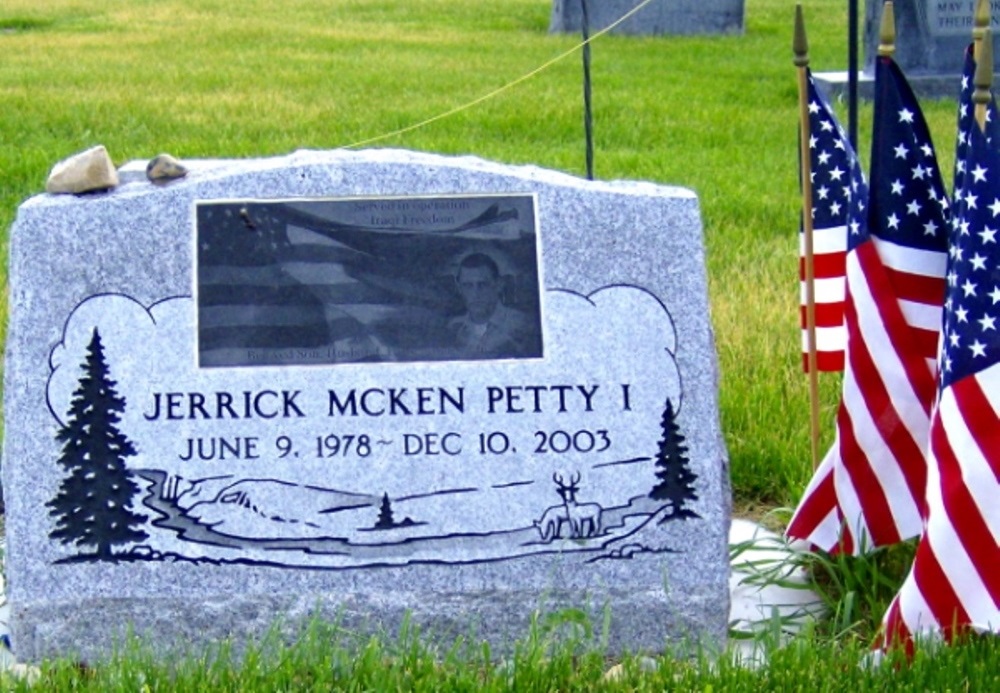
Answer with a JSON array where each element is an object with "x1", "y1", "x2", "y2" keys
[{"x1": 196, "y1": 195, "x2": 544, "y2": 367}]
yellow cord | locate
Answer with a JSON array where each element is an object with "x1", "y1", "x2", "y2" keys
[{"x1": 341, "y1": 0, "x2": 658, "y2": 149}]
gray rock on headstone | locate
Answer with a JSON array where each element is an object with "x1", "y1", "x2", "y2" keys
[
  {"x1": 549, "y1": 0, "x2": 745, "y2": 36},
  {"x1": 4, "y1": 148, "x2": 730, "y2": 663},
  {"x1": 146, "y1": 153, "x2": 188, "y2": 183},
  {"x1": 45, "y1": 145, "x2": 119, "y2": 194}
]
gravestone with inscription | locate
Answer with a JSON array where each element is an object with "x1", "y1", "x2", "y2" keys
[
  {"x1": 817, "y1": 0, "x2": 1000, "y2": 99},
  {"x1": 549, "y1": 0, "x2": 744, "y2": 36},
  {"x1": 3, "y1": 149, "x2": 730, "y2": 662},
  {"x1": 862, "y1": 0, "x2": 1000, "y2": 77}
]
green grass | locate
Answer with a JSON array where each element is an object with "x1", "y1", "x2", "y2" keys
[
  {"x1": 3, "y1": 614, "x2": 999, "y2": 691},
  {"x1": 730, "y1": 509, "x2": 919, "y2": 644},
  {"x1": 1, "y1": 0, "x2": 993, "y2": 686}
]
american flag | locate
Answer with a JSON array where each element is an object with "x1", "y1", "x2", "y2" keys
[
  {"x1": 799, "y1": 70, "x2": 856, "y2": 372},
  {"x1": 788, "y1": 57, "x2": 948, "y2": 553},
  {"x1": 196, "y1": 202, "x2": 385, "y2": 367},
  {"x1": 881, "y1": 111, "x2": 1000, "y2": 649},
  {"x1": 954, "y1": 45, "x2": 979, "y2": 198},
  {"x1": 954, "y1": 44, "x2": 1000, "y2": 201}
]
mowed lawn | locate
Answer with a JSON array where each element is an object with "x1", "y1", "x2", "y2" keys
[{"x1": 0, "y1": 0, "x2": 966, "y2": 508}]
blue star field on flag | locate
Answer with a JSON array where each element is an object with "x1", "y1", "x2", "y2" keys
[
  {"x1": 940, "y1": 119, "x2": 1000, "y2": 388},
  {"x1": 954, "y1": 44, "x2": 1000, "y2": 203},
  {"x1": 860, "y1": 58, "x2": 950, "y2": 256},
  {"x1": 798, "y1": 71, "x2": 869, "y2": 371},
  {"x1": 806, "y1": 73, "x2": 866, "y2": 232}
]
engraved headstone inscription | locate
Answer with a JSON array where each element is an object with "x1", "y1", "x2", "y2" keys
[
  {"x1": 856, "y1": 1, "x2": 1000, "y2": 96},
  {"x1": 3, "y1": 149, "x2": 730, "y2": 662},
  {"x1": 815, "y1": 2, "x2": 998, "y2": 99},
  {"x1": 863, "y1": 0, "x2": 975, "y2": 77}
]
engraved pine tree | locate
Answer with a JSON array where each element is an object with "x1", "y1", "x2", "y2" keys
[
  {"x1": 649, "y1": 399, "x2": 700, "y2": 522},
  {"x1": 375, "y1": 493, "x2": 395, "y2": 529},
  {"x1": 47, "y1": 328, "x2": 148, "y2": 559}
]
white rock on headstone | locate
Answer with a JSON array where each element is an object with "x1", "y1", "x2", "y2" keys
[{"x1": 45, "y1": 145, "x2": 119, "y2": 194}]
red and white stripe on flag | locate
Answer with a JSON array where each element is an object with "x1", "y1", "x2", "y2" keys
[
  {"x1": 800, "y1": 224, "x2": 847, "y2": 372},
  {"x1": 877, "y1": 84, "x2": 1000, "y2": 649},
  {"x1": 788, "y1": 238, "x2": 942, "y2": 554},
  {"x1": 785, "y1": 451, "x2": 844, "y2": 550},
  {"x1": 876, "y1": 239, "x2": 945, "y2": 374},
  {"x1": 882, "y1": 370, "x2": 1000, "y2": 648}
]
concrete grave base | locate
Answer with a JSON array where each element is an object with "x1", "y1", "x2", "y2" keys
[{"x1": 812, "y1": 70, "x2": 961, "y2": 102}]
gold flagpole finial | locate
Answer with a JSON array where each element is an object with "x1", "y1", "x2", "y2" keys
[
  {"x1": 794, "y1": 4, "x2": 809, "y2": 67},
  {"x1": 975, "y1": 27, "x2": 994, "y2": 130},
  {"x1": 878, "y1": 1, "x2": 896, "y2": 57},
  {"x1": 974, "y1": 0, "x2": 990, "y2": 61}
]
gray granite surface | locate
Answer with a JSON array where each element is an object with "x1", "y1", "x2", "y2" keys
[
  {"x1": 549, "y1": 0, "x2": 744, "y2": 36},
  {"x1": 3, "y1": 149, "x2": 730, "y2": 662},
  {"x1": 862, "y1": 0, "x2": 991, "y2": 80},
  {"x1": 0, "y1": 519, "x2": 824, "y2": 674}
]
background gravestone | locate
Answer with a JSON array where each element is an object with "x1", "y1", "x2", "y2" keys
[
  {"x1": 862, "y1": 0, "x2": 1000, "y2": 78},
  {"x1": 549, "y1": 0, "x2": 745, "y2": 36},
  {"x1": 3, "y1": 149, "x2": 730, "y2": 662},
  {"x1": 817, "y1": 0, "x2": 998, "y2": 99}
]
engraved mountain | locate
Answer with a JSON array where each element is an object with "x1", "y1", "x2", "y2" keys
[{"x1": 132, "y1": 464, "x2": 690, "y2": 569}]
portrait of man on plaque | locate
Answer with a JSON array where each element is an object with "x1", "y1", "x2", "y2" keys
[
  {"x1": 448, "y1": 251, "x2": 540, "y2": 360},
  {"x1": 195, "y1": 194, "x2": 544, "y2": 367}
]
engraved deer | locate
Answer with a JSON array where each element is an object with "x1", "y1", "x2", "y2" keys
[
  {"x1": 556, "y1": 471, "x2": 602, "y2": 538},
  {"x1": 533, "y1": 503, "x2": 567, "y2": 542},
  {"x1": 533, "y1": 472, "x2": 603, "y2": 541}
]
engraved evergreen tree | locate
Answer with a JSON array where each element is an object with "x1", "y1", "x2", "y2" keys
[
  {"x1": 649, "y1": 399, "x2": 700, "y2": 522},
  {"x1": 47, "y1": 328, "x2": 148, "y2": 559},
  {"x1": 375, "y1": 492, "x2": 395, "y2": 529}
]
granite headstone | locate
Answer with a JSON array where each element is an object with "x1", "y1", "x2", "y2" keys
[
  {"x1": 818, "y1": 1, "x2": 998, "y2": 99},
  {"x1": 549, "y1": 0, "x2": 745, "y2": 36},
  {"x1": 863, "y1": 0, "x2": 999, "y2": 77},
  {"x1": 3, "y1": 149, "x2": 730, "y2": 662}
]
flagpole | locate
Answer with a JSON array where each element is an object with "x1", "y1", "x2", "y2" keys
[
  {"x1": 794, "y1": 5, "x2": 821, "y2": 471},
  {"x1": 974, "y1": 28, "x2": 994, "y2": 131},
  {"x1": 580, "y1": 0, "x2": 594, "y2": 180},
  {"x1": 974, "y1": 0, "x2": 989, "y2": 63},
  {"x1": 878, "y1": 2, "x2": 895, "y2": 60},
  {"x1": 848, "y1": 0, "x2": 859, "y2": 149}
]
